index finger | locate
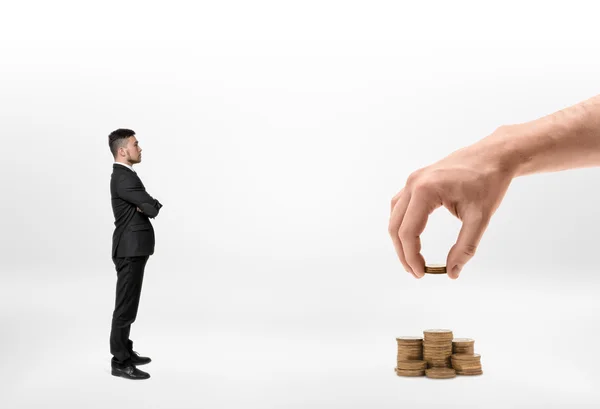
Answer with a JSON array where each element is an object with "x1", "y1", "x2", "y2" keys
[
  {"x1": 398, "y1": 188, "x2": 441, "y2": 277},
  {"x1": 389, "y1": 189, "x2": 416, "y2": 277}
]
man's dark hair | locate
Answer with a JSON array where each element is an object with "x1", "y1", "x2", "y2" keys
[{"x1": 109, "y1": 128, "x2": 135, "y2": 158}]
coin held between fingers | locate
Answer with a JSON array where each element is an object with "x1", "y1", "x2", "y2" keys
[{"x1": 424, "y1": 264, "x2": 446, "y2": 275}]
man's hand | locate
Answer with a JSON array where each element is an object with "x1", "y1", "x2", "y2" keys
[
  {"x1": 389, "y1": 130, "x2": 516, "y2": 280},
  {"x1": 390, "y1": 94, "x2": 600, "y2": 279}
]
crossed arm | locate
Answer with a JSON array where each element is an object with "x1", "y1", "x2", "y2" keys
[{"x1": 117, "y1": 174, "x2": 163, "y2": 218}]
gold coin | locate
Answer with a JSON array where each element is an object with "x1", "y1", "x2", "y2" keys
[
  {"x1": 424, "y1": 329, "x2": 453, "y2": 335},
  {"x1": 451, "y1": 353, "x2": 480, "y2": 359},
  {"x1": 397, "y1": 360, "x2": 427, "y2": 370},
  {"x1": 456, "y1": 370, "x2": 483, "y2": 376},
  {"x1": 424, "y1": 264, "x2": 447, "y2": 274},
  {"x1": 425, "y1": 367, "x2": 456, "y2": 379},
  {"x1": 395, "y1": 368, "x2": 426, "y2": 377}
]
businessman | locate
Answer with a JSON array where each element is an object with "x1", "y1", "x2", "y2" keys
[{"x1": 108, "y1": 129, "x2": 163, "y2": 380}]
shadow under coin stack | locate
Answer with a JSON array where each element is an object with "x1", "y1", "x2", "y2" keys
[{"x1": 395, "y1": 337, "x2": 427, "y2": 377}]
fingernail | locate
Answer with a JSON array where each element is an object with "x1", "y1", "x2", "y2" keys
[{"x1": 451, "y1": 265, "x2": 462, "y2": 279}]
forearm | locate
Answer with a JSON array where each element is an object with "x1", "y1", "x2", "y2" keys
[
  {"x1": 482, "y1": 94, "x2": 600, "y2": 177},
  {"x1": 138, "y1": 200, "x2": 162, "y2": 219}
]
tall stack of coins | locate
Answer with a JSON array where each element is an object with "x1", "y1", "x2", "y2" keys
[
  {"x1": 451, "y1": 353, "x2": 483, "y2": 375},
  {"x1": 452, "y1": 338, "x2": 475, "y2": 355},
  {"x1": 423, "y1": 329, "x2": 453, "y2": 368},
  {"x1": 395, "y1": 337, "x2": 426, "y2": 377}
]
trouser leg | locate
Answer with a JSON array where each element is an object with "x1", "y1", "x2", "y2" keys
[{"x1": 109, "y1": 255, "x2": 149, "y2": 364}]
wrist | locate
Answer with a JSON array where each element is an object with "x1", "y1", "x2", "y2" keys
[
  {"x1": 469, "y1": 125, "x2": 523, "y2": 179},
  {"x1": 486, "y1": 97, "x2": 600, "y2": 177}
]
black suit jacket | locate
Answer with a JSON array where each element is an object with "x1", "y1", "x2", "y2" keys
[{"x1": 111, "y1": 164, "x2": 163, "y2": 258}]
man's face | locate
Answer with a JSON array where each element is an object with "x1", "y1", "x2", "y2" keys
[{"x1": 120, "y1": 136, "x2": 142, "y2": 164}]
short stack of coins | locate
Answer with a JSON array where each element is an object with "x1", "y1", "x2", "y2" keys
[
  {"x1": 424, "y1": 264, "x2": 446, "y2": 275},
  {"x1": 451, "y1": 337, "x2": 483, "y2": 375},
  {"x1": 423, "y1": 329, "x2": 454, "y2": 369},
  {"x1": 451, "y1": 353, "x2": 483, "y2": 376},
  {"x1": 452, "y1": 338, "x2": 475, "y2": 355},
  {"x1": 395, "y1": 336, "x2": 426, "y2": 377}
]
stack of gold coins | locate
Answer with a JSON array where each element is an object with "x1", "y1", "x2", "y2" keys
[
  {"x1": 423, "y1": 329, "x2": 453, "y2": 368},
  {"x1": 396, "y1": 336, "x2": 423, "y2": 361},
  {"x1": 452, "y1": 338, "x2": 475, "y2": 355},
  {"x1": 451, "y1": 353, "x2": 483, "y2": 376},
  {"x1": 395, "y1": 360, "x2": 427, "y2": 377},
  {"x1": 425, "y1": 367, "x2": 456, "y2": 379},
  {"x1": 424, "y1": 264, "x2": 446, "y2": 275},
  {"x1": 395, "y1": 336, "x2": 426, "y2": 377}
]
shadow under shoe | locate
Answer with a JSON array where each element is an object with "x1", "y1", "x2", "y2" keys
[{"x1": 111, "y1": 359, "x2": 150, "y2": 380}]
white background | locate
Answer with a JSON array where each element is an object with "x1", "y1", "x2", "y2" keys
[{"x1": 2, "y1": 0, "x2": 600, "y2": 407}]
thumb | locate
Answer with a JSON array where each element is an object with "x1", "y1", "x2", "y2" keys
[{"x1": 446, "y1": 212, "x2": 490, "y2": 279}]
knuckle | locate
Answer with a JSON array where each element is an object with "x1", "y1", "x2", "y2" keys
[
  {"x1": 412, "y1": 182, "x2": 430, "y2": 195},
  {"x1": 494, "y1": 124, "x2": 513, "y2": 136},
  {"x1": 406, "y1": 169, "x2": 423, "y2": 187},
  {"x1": 398, "y1": 226, "x2": 411, "y2": 242},
  {"x1": 462, "y1": 244, "x2": 477, "y2": 257}
]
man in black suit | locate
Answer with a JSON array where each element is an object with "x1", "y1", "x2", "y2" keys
[{"x1": 108, "y1": 129, "x2": 163, "y2": 380}]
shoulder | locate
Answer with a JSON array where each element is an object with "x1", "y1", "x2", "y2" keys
[{"x1": 116, "y1": 170, "x2": 143, "y2": 186}]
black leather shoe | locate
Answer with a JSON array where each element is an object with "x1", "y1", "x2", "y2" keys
[
  {"x1": 129, "y1": 350, "x2": 151, "y2": 366},
  {"x1": 126, "y1": 340, "x2": 151, "y2": 366},
  {"x1": 111, "y1": 363, "x2": 150, "y2": 380}
]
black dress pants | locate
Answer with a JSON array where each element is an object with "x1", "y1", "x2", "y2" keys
[{"x1": 110, "y1": 255, "x2": 149, "y2": 364}]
